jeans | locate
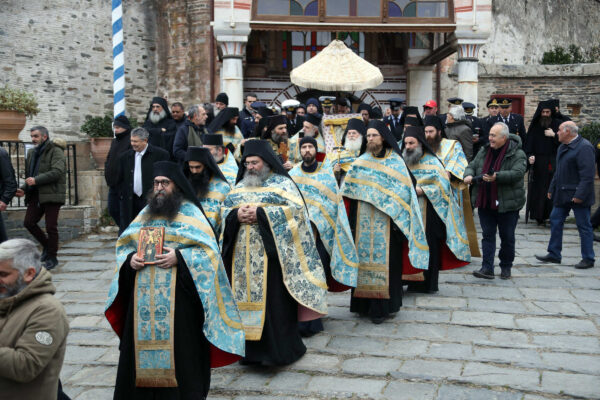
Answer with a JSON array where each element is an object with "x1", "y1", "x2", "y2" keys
[
  {"x1": 108, "y1": 186, "x2": 121, "y2": 227},
  {"x1": 23, "y1": 193, "x2": 61, "y2": 258},
  {"x1": 548, "y1": 205, "x2": 595, "y2": 262},
  {"x1": 478, "y1": 208, "x2": 519, "y2": 272}
]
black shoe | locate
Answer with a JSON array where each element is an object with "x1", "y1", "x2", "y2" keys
[
  {"x1": 41, "y1": 247, "x2": 48, "y2": 262},
  {"x1": 535, "y1": 253, "x2": 561, "y2": 264},
  {"x1": 594, "y1": 233, "x2": 600, "y2": 242},
  {"x1": 473, "y1": 268, "x2": 494, "y2": 279},
  {"x1": 574, "y1": 259, "x2": 594, "y2": 269},
  {"x1": 370, "y1": 316, "x2": 385, "y2": 324},
  {"x1": 44, "y1": 257, "x2": 58, "y2": 270},
  {"x1": 500, "y1": 269, "x2": 511, "y2": 280}
]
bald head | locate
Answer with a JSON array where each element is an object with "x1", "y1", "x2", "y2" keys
[{"x1": 557, "y1": 121, "x2": 579, "y2": 144}]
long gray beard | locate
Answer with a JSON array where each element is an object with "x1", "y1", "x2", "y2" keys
[
  {"x1": 150, "y1": 109, "x2": 167, "y2": 124},
  {"x1": 241, "y1": 165, "x2": 271, "y2": 188},
  {"x1": 402, "y1": 146, "x2": 423, "y2": 166},
  {"x1": 345, "y1": 136, "x2": 363, "y2": 152},
  {"x1": 0, "y1": 273, "x2": 25, "y2": 299}
]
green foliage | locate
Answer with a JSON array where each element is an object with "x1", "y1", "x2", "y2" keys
[
  {"x1": 541, "y1": 45, "x2": 600, "y2": 64},
  {"x1": 99, "y1": 207, "x2": 115, "y2": 226},
  {"x1": 580, "y1": 122, "x2": 600, "y2": 145},
  {"x1": 80, "y1": 114, "x2": 139, "y2": 138},
  {"x1": 0, "y1": 86, "x2": 40, "y2": 117}
]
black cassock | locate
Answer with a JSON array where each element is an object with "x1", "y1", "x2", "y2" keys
[
  {"x1": 222, "y1": 208, "x2": 306, "y2": 366},
  {"x1": 113, "y1": 252, "x2": 211, "y2": 400},
  {"x1": 346, "y1": 199, "x2": 405, "y2": 320}
]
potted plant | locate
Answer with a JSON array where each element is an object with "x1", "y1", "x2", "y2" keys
[
  {"x1": 0, "y1": 86, "x2": 40, "y2": 141},
  {"x1": 81, "y1": 114, "x2": 115, "y2": 169}
]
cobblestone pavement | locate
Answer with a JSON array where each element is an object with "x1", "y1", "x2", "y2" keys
[{"x1": 56, "y1": 213, "x2": 600, "y2": 400}]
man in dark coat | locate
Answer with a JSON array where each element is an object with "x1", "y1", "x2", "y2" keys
[
  {"x1": 172, "y1": 105, "x2": 208, "y2": 163},
  {"x1": 142, "y1": 96, "x2": 177, "y2": 158},
  {"x1": 536, "y1": 121, "x2": 596, "y2": 269},
  {"x1": 15, "y1": 126, "x2": 66, "y2": 270},
  {"x1": 446, "y1": 105, "x2": 474, "y2": 161},
  {"x1": 0, "y1": 147, "x2": 17, "y2": 243},
  {"x1": 383, "y1": 98, "x2": 404, "y2": 140},
  {"x1": 116, "y1": 127, "x2": 169, "y2": 234},
  {"x1": 494, "y1": 98, "x2": 526, "y2": 146},
  {"x1": 524, "y1": 100, "x2": 561, "y2": 224},
  {"x1": 170, "y1": 102, "x2": 186, "y2": 131},
  {"x1": 104, "y1": 115, "x2": 132, "y2": 228}
]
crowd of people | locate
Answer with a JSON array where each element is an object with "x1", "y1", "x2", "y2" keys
[{"x1": 0, "y1": 91, "x2": 596, "y2": 400}]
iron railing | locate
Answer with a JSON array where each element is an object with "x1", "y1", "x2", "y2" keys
[{"x1": 0, "y1": 140, "x2": 79, "y2": 207}]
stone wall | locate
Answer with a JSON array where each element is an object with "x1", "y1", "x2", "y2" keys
[
  {"x1": 441, "y1": 63, "x2": 600, "y2": 125},
  {"x1": 0, "y1": 0, "x2": 158, "y2": 141},
  {"x1": 481, "y1": 0, "x2": 600, "y2": 65}
]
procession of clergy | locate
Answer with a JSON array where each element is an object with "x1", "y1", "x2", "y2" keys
[{"x1": 105, "y1": 95, "x2": 486, "y2": 399}]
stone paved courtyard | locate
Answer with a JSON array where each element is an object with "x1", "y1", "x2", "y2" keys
[{"x1": 55, "y1": 212, "x2": 600, "y2": 400}]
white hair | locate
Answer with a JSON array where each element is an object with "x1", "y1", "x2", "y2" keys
[
  {"x1": 448, "y1": 105, "x2": 466, "y2": 121},
  {"x1": 492, "y1": 122, "x2": 510, "y2": 139},
  {"x1": 0, "y1": 238, "x2": 42, "y2": 274},
  {"x1": 563, "y1": 122, "x2": 579, "y2": 135}
]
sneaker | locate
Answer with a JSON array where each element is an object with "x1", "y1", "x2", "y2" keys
[
  {"x1": 500, "y1": 269, "x2": 511, "y2": 280},
  {"x1": 473, "y1": 268, "x2": 494, "y2": 279},
  {"x1": 574, "y1": 259, "x2": 594, "y2": 269},
  {"x1": 44, "y1": 257, "x2": 58, "y2": 270},
  {"x1": 535, "y1": 253, "x2": 561, "y2": 264}
]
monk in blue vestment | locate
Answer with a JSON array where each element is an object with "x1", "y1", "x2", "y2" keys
[
  {"x1": 105, "y1": 161, "x2": 244, "y2": 400},
  {"x1": 341, "y1": 120, "x2": 429, "y2": 324},
  {"x1": 221, "y1": 140, "x2": 328, "y2": 366}
]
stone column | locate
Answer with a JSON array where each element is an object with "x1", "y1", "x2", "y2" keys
[
  {"x1": 407, "y1": 65, "x2": 434, "y2": 111},
  {"x1": 455, "y1": 42, "x2": 484, "y2": 116},
  {"x1": 216, "y1": 38, "x2": 247, "y2": 109}
]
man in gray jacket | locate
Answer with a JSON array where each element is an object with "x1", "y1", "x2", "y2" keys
[{"x1": 0, "y1": 238, "x2": 69, "y2": 400}]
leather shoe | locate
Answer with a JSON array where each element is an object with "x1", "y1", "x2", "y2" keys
[
  {"x1": 500, "y1": 269, "x2": 511, "y2": 280},
  {"x1": 44, "y1": 257, "x2": 59, "y2": 270},
  {"x1": 473, "y1": 268, "x2": 494, "y2": 279},
  {"x1": 574, "y1": 259, "x2": 594, "y2": 269},
  {"x1": 535, "y1": 254, "x2": 561, "y2": 264},
  {"x1": 594, "y1": 232, "x2": 600, "y2": 242},
  {"x1": 370, "y1": 316, "x2": 385, "y2": 324}
]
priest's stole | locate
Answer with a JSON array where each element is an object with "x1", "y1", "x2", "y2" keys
[{"x1": 353, "y1": 201, "x2": 391, "y2": 299}]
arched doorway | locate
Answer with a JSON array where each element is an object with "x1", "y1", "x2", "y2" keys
[{"x1": 269, "y1": 84, "x2": 382, "y2": 111}]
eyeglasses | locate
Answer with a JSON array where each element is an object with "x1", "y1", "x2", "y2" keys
[
  {"x1": 366, "y1": 133, "x2": 381, "y2": 138},
  {"x1": 243, "y1": 160, "x2": 261, "y2": 167},
  {"x1": 153, "y1": 179, "x2": 172, "y2": 188}
]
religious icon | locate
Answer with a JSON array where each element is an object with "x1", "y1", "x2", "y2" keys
[{"x1": 137, "y1": 227, "x2": 165, "y2": 265}]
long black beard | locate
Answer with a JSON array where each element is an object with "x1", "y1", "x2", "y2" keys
[
  {"x1": 427, "y1": 134, "x2": 442, "y2": 153},
  {"x1": 539, "y1": 116, "x2": 552, "y2": 129},
  {"x1": 189, "y1": 170, "x2": 211, "y2": 198},
  {"x1": 224, "y1": 122, "x2": 236, "y2": 134},
  {"x1": 147, "y1": 189, "x2": 183, "y2": 220},
  {"x1": 402, "y1": 146, "x2": 423, "y2": 166}
]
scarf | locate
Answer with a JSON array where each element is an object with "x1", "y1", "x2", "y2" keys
[{"x1": 476, "y1": 141, "x2": 509, "y2": 210}]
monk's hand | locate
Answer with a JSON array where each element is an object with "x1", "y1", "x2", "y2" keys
[
  {"x1": 547, "y1": 192, "x2": 552, "y2": 200},
  {"x1": 156, "y1": 247, "x2": 177, "y2": 269},
  {"x1": 333, "y1": 163, "x2": 341, "y2": 173},
  {"x1": 415, "y1": 186, "x2": 424, "y2": 196},
  {"x1": 464, "y1": 176, "x2": 473, "y2": 185},
  {"x1": 130, "y1": 254, "x2": 145, "y2": 270},
  {"x1": 446, "y1": 171, "x2": 452, "y2": 180},
  {"x1": 544, "y1": 128, "x2": 555, "y2": 137},
  {"x1": 529, "y1": 156, "x2": 535, "y2": 164},
  {"x1": 483, "y1": 173, "x2": 497, "y2": 182},
  {"x1": 283, "y1": 161, "x2": 293, "y2": 171},
  {"x1": 238, "y1": 205, "x2": 250, "y2": 223}
]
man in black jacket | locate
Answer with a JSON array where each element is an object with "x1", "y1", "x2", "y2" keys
[
  {"x1": 104, "y1": 115, "x2": 132, "y2": 228},
  {"x1": 0, "y1": 147, "x2": 17, "y2": 242},
  {"x1": 117, "y1": 127, "x2": 169, "y2": 233},
  {"x1": 172, "y1": 105, "x2": 208, "y2": 163},
  {"x1": 536, "y1": 121, "x2": 596, "y2": 269},
  {"x1": 142, "y1": 97, "x2": 177, "y2": 158},
  {"x1": 494, "y1": 98, "x2": 526, "y2": 146}
]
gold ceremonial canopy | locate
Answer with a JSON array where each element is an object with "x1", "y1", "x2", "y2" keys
[{"x1": 290, "y1": 40, "x2": 384, "y2": 91}]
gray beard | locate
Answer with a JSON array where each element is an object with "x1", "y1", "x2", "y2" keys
[
  {"x1": 241, "y1": 165, "x2": 271, "y2": 188},
  {"x1": 0, "y1": 273, "x2": 26, "y2": 299},
  {"x1": 402, "y1": 146, "x2": 423, "y2": 166},
  {"x1": 345, "y1": 136, "x2": 363, "y2": 152},
  {"x1": 150, "y1": 109, "x2": 167, "y2": 124}
]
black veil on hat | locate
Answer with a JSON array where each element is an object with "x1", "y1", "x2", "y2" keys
[
  {"x1": 423, "y1": 115, "x2": 446, "y2": 138},
  {"x1": 207, "y1": 107, "x2": 239, "y2": 133},
  {"x1": 185, "y1": 146, "x2": 228, "y2": 184},
  {"x1": 400, "y1": 126, "x2": 437, "y2": 157},
  {"x1": 357, "y1": 103, "x2": 372, "y2": 116},
  {"x1": 304, "y1": 112, "x2": 322, "y2": 127},
  {"x1": 367, "y1": 119, "x2": 402, "y2": 156},
  {"x1": 146, "y1": 96, "x2": 173, "y2": 121},
  {"x1": 370, "y1": 106, "x2": 383, "y2": 119},
  {"x1": 202, "y1": 133, "x2": 224, "y2": 146},
  {"x1": 261, "y1": 114, "x2": 287, "y2": 139},
  {"x1": 235, "y1": 140, "x2": 290, "y2": 184},
  {"x1": 399, "y1": 106, "x2": 423, "y2": 126}
]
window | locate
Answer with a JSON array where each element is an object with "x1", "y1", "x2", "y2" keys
[
  {"x1": 282, "y1": 31, "x2": 365, "y2": 70},
  {"x1": 388, "y1": 1, "x2": 448, "y2": 18}
]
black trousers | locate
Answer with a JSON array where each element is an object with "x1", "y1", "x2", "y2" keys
[{"x1": 23, "y1": 193, "x2": 61, "y2": 258}]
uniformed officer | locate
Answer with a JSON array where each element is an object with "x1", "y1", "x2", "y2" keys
[
  {"x1": 494, "y1": 98, "x2": 526, "y2": 145},
  {"x1": 282, "y1": 99, "x2": 304, "y2": 137},
  {"x1": 319, "y1": 96, "x2": 336, "y2": 115},
  {"x1": 383, "y1": 97, "x2": 405, "y2": 140}
]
